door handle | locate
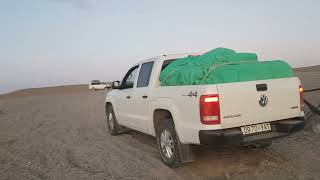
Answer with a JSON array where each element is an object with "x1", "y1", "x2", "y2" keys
[
  {"x1": 126, "y1": 96, "x2": 131, "y2": 99},
  {"x1": 142, "y1": 95, "x2": 148, "y2": 99}
]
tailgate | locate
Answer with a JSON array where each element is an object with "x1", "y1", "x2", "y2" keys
[{"x1": 218, "y1": 77, "x2": 302, "y2": 129}]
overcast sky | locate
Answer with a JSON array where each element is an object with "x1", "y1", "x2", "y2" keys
[{"x1": 0, "y1": 0, "x2": 319, "y2": 94}]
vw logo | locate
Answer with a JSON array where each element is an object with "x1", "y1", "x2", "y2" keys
[{"x1": 259, "y1": 95, "x2": 268, "y2": 107}]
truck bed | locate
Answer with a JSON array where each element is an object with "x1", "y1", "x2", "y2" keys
[{"x1": 152, "y1": 77, "x2": 303, "y2": 144}]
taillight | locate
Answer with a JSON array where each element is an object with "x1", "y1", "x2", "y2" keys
[
  {"x1": 299, "y1": 85, "x2": 304, "y2": 111},
  {"x1": 200, "y1": 94, "x2": 221, "y2": 125}
]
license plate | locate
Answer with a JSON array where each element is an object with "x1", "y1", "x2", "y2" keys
[{"x1": 241, "y1": 123, "x2": 271, "y2": 135}]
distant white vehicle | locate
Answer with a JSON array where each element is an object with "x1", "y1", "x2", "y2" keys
[{"x1": 89, "y1": 80, "x2": 107, "y2": 90}]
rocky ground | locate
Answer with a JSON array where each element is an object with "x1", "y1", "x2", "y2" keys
[{"x1": 0, "y1": 67, "x2": 319, "y2": 180}]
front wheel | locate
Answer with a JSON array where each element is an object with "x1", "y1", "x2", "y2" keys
[
  {"x1": 156, "y1": 119, "x2": 182, "y2": 168},
  {"x1": 105, "y1": 104, "x2": 120, "y2": 135}
]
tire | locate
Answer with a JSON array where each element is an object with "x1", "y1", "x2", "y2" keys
[
  {"x1": 105, "y1": 104, "x2": 120, "y2": 135},
  {"x1": 156, "y1": 118, "x2": 182, "y2": 168}
]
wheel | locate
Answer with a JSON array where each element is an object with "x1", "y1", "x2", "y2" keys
[
  {"x1": 105, "y1": 104, "x2": 120, "y2": 135},
  {"x1": 156, "y1": 118, "x2": 182, "y2": 168}
]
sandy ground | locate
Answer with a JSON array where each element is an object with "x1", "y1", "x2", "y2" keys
[{"x1": 0, "y1": 69, "x2": 319, "y2": 180}]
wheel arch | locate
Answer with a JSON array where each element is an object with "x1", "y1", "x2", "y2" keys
[
  {"x1": 151, "y1": 98, "x2": 182, "y2": 136},
  {"x1": 152, "y1": 107, "x2": 181, "y2": 139},
  {"x1": 105, "y1": 100, "x2": 117, "y2": 116},
  {"x1": 153, "y1": 109, "x2": 173, "y2": 133},
  {"x1": 153, "y1": 108, "x2": 195, "y2": 164},
  {"x1": 105, "y1": 102, "x2": 112, "y2": 109}
]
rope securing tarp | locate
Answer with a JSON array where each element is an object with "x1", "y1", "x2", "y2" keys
[{"x1": 160, "y1": 47, "x2": 294, "y2": 86}]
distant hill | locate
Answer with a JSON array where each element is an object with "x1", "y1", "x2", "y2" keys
[
  {"x1": 294, "y1": 65, "x2": 320, "y2": 72},
  {"x1": 0, "y1": 84, "x2": 88, "y2": 99}
]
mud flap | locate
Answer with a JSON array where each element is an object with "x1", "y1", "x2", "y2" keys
[{"x1": 178, "y1": 142, "x2": 195, "y2": 163}]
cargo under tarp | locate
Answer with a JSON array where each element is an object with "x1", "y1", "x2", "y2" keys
[{"x1": 160, "y1": 48, "x2": 294, "y2": 86}]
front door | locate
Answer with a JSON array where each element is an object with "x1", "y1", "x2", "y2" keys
[{"x1": 115, "y1": 65, "x2": 139, "y2": 128}]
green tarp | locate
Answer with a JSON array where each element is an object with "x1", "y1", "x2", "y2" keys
[{"x1": 160, "y1": 48, "x2": 294, "y2": 86}]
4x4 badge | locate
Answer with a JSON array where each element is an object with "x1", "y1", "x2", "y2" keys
[{"x1": 182, "y1": 91, "x2": 198, "y2": 98}]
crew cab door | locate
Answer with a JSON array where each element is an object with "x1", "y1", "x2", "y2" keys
[
  {"x1": 131, "y1": 61, "x2": 154, "y2": 133},
  {"x1": 115, "y1": 65, "x2": 139, "y2": 127}
]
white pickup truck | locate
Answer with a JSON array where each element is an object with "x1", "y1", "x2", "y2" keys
[{"x1": 105, "y1": 53, "x2": 305, "y2": 167}]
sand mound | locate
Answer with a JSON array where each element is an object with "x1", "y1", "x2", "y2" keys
[{"x1": 0, "y1": 85, "x2": 88, "y2": 99}]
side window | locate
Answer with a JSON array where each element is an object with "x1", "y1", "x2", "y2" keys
[
  {"x1": 137, "y1": 61, "x2": 154, "y2": 88},
  {"x1": 121, "y1": 65, "x2": 139, "y2": 89}
]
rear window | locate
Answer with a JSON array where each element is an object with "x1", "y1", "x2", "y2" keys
[
  {"x1": 137, "y1": 61, "x2": 154, "y2": 88},
  {"x1": 161, "y1": 59, "x2": 176, "y2": 71}
]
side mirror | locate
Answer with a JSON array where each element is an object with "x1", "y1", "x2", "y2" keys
[{"x1": 112, "y1": 81, "x2": 120, "y2": 89}]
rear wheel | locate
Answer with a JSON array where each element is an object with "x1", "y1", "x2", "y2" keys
[
  {"x1": 105, "y1": 104, "x2": 120, "y2": 135},
  {"x1": 156, "y1": 119, "x2": 182, "y2": 168}
]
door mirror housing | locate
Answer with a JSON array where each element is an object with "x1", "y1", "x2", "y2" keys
[{"x1": 112, "y1": 81, "x2": 120, "y2": 89}]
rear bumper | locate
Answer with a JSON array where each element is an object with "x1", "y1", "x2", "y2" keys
[{"x1": 199, "y1": 117, "x2": 305, "y2": 147}]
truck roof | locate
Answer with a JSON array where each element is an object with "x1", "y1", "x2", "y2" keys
[{"x1": 136, "y1": 52, "x2": 202, "y2": 65}]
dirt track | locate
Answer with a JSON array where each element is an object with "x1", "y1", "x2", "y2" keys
[{"x1": 0, "y1": 76, "x2": 319, "y2": 179}]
